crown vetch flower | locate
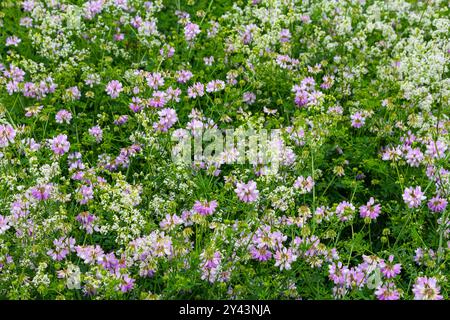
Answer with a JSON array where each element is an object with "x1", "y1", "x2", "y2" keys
[
  {"x1": 193, "y1": 200, "x2": 218, "y2": 216},
  {"x1": 0, "y1": 124, "x2": 16, "y2": 148},
  {"x1": 184, "y1": 22, "x2": 201, "y2": 41},
  {"x1": 31, "y1": 184, "x2": 53, "y2": 201},
  {"x1": 412, "y1": 276, "x2": 443, "y2": 300},
  {"x1": 359, "y1": 197, "x2": 381, "y2": 219},
  {"x1": 375, "y1": 283, "x2": 400, "y2": 300},
  {"x1": 250, "y1": 246, "x2": 272, "y2": 261},
  {"x1": 350, "y1": 112, "x2": 366, "y2": 128},
  {"x1": 88, "y1": 125, "x2": 103, "y2": 143},
  {"x1": 0, "y1": 215, "x2": 10, "y2": 234},
  {"x1": 427, "y1": 196, "x2": 447, "y2": 213},
  {"x1": 119, "y1": 274, "x2": 135, "y2": 293},
  {"x1": 293, "y1": 176, "x2": 314, "y2": 194},
  {"x1": 76, "y1": 212, "x2": 99, "y2": 234},
  {"x1": 235, "y1": 180, "x2": 259, "y2": 203},
  {"x1": 403, "y1": 186, "x2": 426, "y2": 208},
  {"x1": 379, "y1": 255, "x2": 402, "y2": 279},
  {"x1": 55, "y1": 109, "x2": 73, "y2": 124},
  {"x1": 49, "y1": 134, "x2": 70, "y2": 155},
  {"x1": 274, "y1": 247, "x2": 297, "y2": 271},
  {"x1": 105, "y1": 80, "x2": 123, "y2": 99}
]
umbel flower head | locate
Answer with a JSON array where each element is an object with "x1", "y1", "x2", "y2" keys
[
  {"x1": 235, "y1": 180, "x2": 259, "y2": 203},
  {"x1": 193, "y1": 200, "x2": 218, "y2": 216},
  {"x1": 403, "y1": 186, "x2": 426, "y2": 208},
  {"x1": 0, "y1": 124, "x2": 16, "y2": 148},
  {"x1": 412, "y1": 277, "x2": 443, "y2": 300}
]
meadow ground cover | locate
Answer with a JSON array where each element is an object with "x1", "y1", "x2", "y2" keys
[{"x1": 0, "y1": 0, "x2": 448, "y2": 300}]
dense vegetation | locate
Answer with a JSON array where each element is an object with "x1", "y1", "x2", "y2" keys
[{"x1": 0, "y1": 0, "x2": 448, "y2": 300}]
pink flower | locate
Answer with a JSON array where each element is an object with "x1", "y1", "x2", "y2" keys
[
  {"x1": 88, "y1": 125, "x2": 103, "y2": 143},
  {"x1": 203, "y1": 56, "x2": 214, "y2": 66},
  {"x1": 119, "y1": 274, "x2": 135, "y2": 293},
  {"x1": 274, "y1": 247, "x2": 297, "y2": 271},
  {"x1": 200, "y1": 250, "x2": 222, "y2": 283},
  {"x1": 350, "y1": 112, "x2": 366, "y2": 128},
  {"x1": 193, "y1": 200, "x2": 218, "y2": 216},
  {"x1": 235, "y1": 180, "x2": 259, "y2": 203},
  {"x1": 328, "y1": 262, "x2": 347, "y2": 285},
  {"x1": 187, "y1": 82, "x2": 205, "y2": 98},
  {"x1": 65, "y1": 86, "x2": 81, "y2": 101},
  {"x1": 138, "y1": 21, "x2": 157, "y2": 36},
  {"x1": 405, "y1": 147, "x2": 424, "y2": 167},
  {"x1": 149, "y1": 91, "x2": 167, "y2": 108},
  {"x1": 114, "y1": 115, "x2": 129, "y2": 125},
  {"x1": 279, "y1": 29, "x2": 291, "y2": 43},
  {"x1": 49, "y1": 134, "x2": 70, "y2": 155},
  {"x1": 205, "y1": 80, "x2": 225, "y2": 93},
  {"x1": 114, "y1": 33, "x2": 125, "y2": 41},
  {"x1": 22, "y1": 0, "x2": 35, "y2": 12},
  {"x1": 129, "y1": 97, "x2": 143, "y2": 113},
  {"x1": 412, "y1": 276, "x2": 443, "y2": 300},
  {"x1": 6, "y1": 36, "x2": 21, "y2": 47},
  {"x1": 293, "y1": 176, "x2": 314, "y2": 194},
  {"x1": 76, "y1": 245, "x2": 104, "y2": 265},
  {"x1": 359, "y1": 197, "x2": 381, "y2": 219},
  {"x1": 243, "y1": 92, "x2": 256, "y2": 105},
  {"x1": 0, "y1": 124, "x2": 16, "y2": 148},
  {"x1": 426, "y1": 140, "x2": 447, "y2": 159},
  {"x1": 77, "y1": 185, "x2": 94, "y2": 205},
  {"x1": 76, "y1": 211, "x2": 98, "y2": 234},
  {"x1": 146, "y1": 72, "x2": 164, "y2": 89},
  {"x1": 31, "y1": 184, "x2": 53, "y2": 201},
  {"x1": 16, "y1": 21, "x2": 30, "y2": 30},
  {"x1": 428, "y1": 196, "x2": 448, "y2": 213},
  {"x1": 165, "y1": 86, "x2": 181, "y2": 102},
  {"x1": 403, "y1": 186, "x2": 426, "y2": 208},
  {"x1": 250, "y1": 246, "x2": 272, "y2": 261},
  {"x1": 336, "y1": 201, "x2": 355, "y2": 221},
  {"x1": 105, "y1": 80, "x2": 123, "y2": 99},
  {"x1": 68, "y1": 152, "x2": 85, "y2": 171},
  {"x1": 184, "y1": 22, "x2": 201, "y2": 41},
  {"x1": 241, "y1": 24, "x2": 257, "y2": 44},
  {"x1": 47, "y1": 237, "x2": 76, "y2": 261},
  {"x1": 0, "y1": 215, "x2": 10, "y2": 234},
  {"x1": 84, "y1": 0, "x2": 105, "y2": 19},
  {"x1": 4, "y1": 65, "x2": 25, "y2": 82},
  {"x1": 159, "y1": 214, "x2": 183, "y2": 230},
  {"x1": 130, "y1": 16, "x2": 143, "y2": 29},
  {"x1": 55, "y1": 109, "x2": 73, "y2": 124},
  {"x1": 293, "y1": 89, "x2": 310, "y2": 107},
  {"x1": 153, "y1": 108, "x2": 178, "y2": 132},
  {"x1": 379, "y1": 255, "x2": 402, "y2": 279},
  {"x1": 160, "y1": 45, "x2": 175, "y2": 58},
  {"x1": 176, "y1": 70, "x2": 193, "y2": 83},
  {"x1": 375, "y1": 283, "x2": 400, "y2": 300},
  {"x1": 381, "y1": 146, "x2": 402, "y2": 161},
  {"x1": 321, "y1": 75, "x2": 334, "y2": 89}
]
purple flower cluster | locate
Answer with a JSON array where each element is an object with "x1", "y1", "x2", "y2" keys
[
  {"x1": 0, "y1": 124, "x2": 16, "y2": 148},
  {"x1": 48, "y1": 237, "x2": 76, "y2": 261},
  {"x1": 292, "y1": 77, "x2": 324, "y2": 108},
  {"x1": 359, "y1": 197, "x2": 381, "y2": 219},
  {"x1": 49, "y1": 134, "x2": 70, "y2": 155},
  {"x1": 412, "y1": 277, "x2": 443, "y2": 300},
  {"x1": 76, "y1": 211, "x2": 99, "y2": 234},
  {"x1": 193, "y1": 200, "x2": 218, "y2": 216},
  {"x1": 105, "y1": 80, "x2": 123, "y2": 99},
  {"x1": 403, "y1": 186, "x2": 426, "y2": 208},
  {"x1": 235, "y1": 180, "x2": 259, "y2": 203}
]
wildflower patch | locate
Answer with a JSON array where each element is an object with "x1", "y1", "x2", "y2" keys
[{"x1": 0, "y1": 0, "x2": 448, "y2": 300}]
